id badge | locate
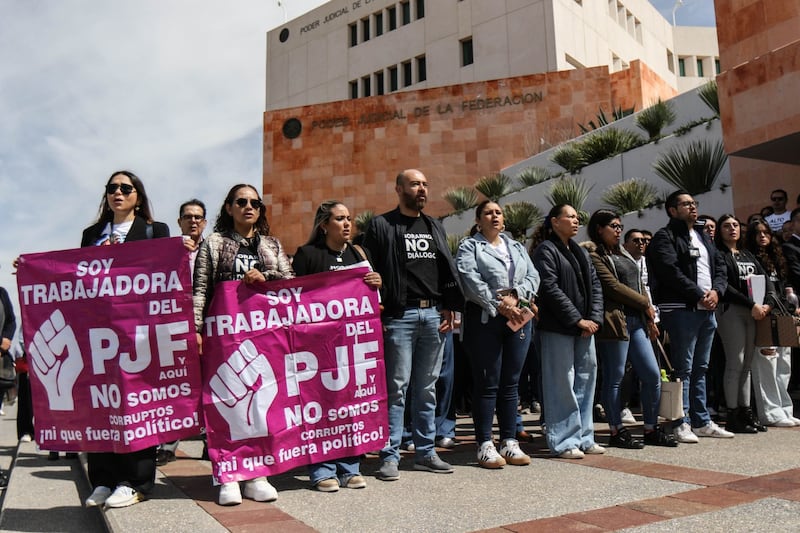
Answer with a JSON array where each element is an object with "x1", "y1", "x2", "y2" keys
[{"x1": 689, "y1": 246, "x2": 701, "y2": 258}]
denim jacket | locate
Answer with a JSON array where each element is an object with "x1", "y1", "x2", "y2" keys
[{"x1": 456, "y1": 232, "x2": 540, "y2": 323}]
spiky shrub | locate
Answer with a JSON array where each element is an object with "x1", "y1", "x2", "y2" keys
[
  {"x1": 652, "y1": 140, "x2": 728, "y2": 195},
  {"x1": 578, "y1": 105, "x2": 635, "y2": 133},
  {"x1": 577, "y1": 128, "x2": 644, "y2": 165},
  {"x1": 354, "y1": 210, "x2": 374, "y2": 234},
  {"x1": 502, "y1": 202, "x2": 543, "y2": 242},
  {"x1": 474, "y1": 173, "x2": 513, "y2": 201},
  {"x1": 443, "y1": 187, "x2": 478, "y2": 213},
  {"x1": 601, "y1": 178, "x2": 659, "y2": 214},
  {"x1": 545, "y1": 176, "x2": 594, "y2": 216},
  {"x1": 697, "y1": 80, "x2": 719, "y2": 117},
  {"x1": 517, "y1": 166, "x2": 551, "y2": 187},
  {"x1": 447, "y1": 233, "x2": 467, "y2": 256},
  {"x1": 635, "y1": 99, "x2": 677, "y2": 140},
  {"x1": 551, "y1": 144, "x2": 585, "y2": 174}
]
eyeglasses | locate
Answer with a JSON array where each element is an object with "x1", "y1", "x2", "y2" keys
[
  {"x1": 180, "y1": 214, "x2": 205, "y2": 222},
  {"x1": 106, "y1": 183, "x2": 136, "y2": 195},
  {"x1": 608, "y1": 223, "x2": 624, "y2": 231},
  {"x1": 631, "y1": 238, "x2": 646, "y2": 244},
  {"x1": 234, "y1": 198, "x2": 263, "y2": 209},
  {"x1": 678, "y1": 200, "x2": 698, "y2": 208},
  {"x1": 771, "y1": 196, "x2": 786, "y2": 202}
]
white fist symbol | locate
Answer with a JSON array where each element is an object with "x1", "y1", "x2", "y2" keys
[
  {"x1": 210, "y1": 340, "x2": 277, "y2": 441},
  {"x1": 28, "y1": 310, "x2": 84, "y2": 411}
]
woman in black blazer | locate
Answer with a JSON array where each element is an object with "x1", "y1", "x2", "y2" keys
[{"x1": 81, "y1": 170, "x2": 169, "y2": 509}]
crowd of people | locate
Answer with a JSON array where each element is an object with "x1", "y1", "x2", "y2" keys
[{"x1": 2, "y1": 171, "x2": 799, "y2": 511}]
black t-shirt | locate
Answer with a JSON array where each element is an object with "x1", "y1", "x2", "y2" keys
[
  {"x1": 402, "y1": 215, "x2": 440, "y2": 300},
  {"x1": 233, "y1": 236, "x2": 261, "y2": 280},
  {"x1": 320, "y1": 246, "x2": 362, "y2": 272}
]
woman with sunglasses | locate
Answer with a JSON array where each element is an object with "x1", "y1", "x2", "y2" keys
[
  {"x1": 292, "y1": 200, "x2": 381, "y2": 492},
  {"x1": 714, "y1": 214, "x2": 774, "y2": 433},
  {"x1": 585, "y1": 210, "x2": 676, "y2": 449},
  {"x1": 745, "y1": 219, "x2": 799, "y2": 427},
  {"x1": 81, "y1": 170, "x2": 170, "y2": 509},
  {"x1": 193, "y1": 184, "x2": 293, "y2": 506}
]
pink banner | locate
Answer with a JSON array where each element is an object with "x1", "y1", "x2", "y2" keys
[
  {"x1": 16, "y1": 238, "x2": 202, "y2": 453},
  {"x1": 202, "y1": 267, "x2": 387, "y2": 482}
]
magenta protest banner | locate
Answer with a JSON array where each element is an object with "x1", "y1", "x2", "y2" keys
[
  {"x1": 201, "y1": 267, "x2": 387, "y2": 482},
  {"x1": 16, "y1": 238, "x2": 202, "y2": 453}
]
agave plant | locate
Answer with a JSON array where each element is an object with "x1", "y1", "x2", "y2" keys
[
  {"x1": 354, "y1": 210, "x2": 374, "y2": 235},
  {"x1": 442, "y1": 186, "x2": 478, "y2": 213},
  {"x1": 578, "y1": 105, "x2": 635, "y2": 133},
  {"x1": 652, "y1": 140, "x2": 728, "y2": 195},
  {"x1": 474, "y1": 173, "x2": 513, "y2": 201},
  {"x1": 601, "y1": 178, "x2": 659, "y2": 214},
  {"x1": 577, "y1": 128, "x2": 644, "y2": 166},
  {"x1": 551, "y1": 144, "x2": 585, "y2": 174},
  {"x1": 516, "y1": 166, "x2": 551, "y2": 187},
  {"x1": 545, "y1": 176, "x2": 594, "y2": 224},
  {"x1": 635, "y1": 98, "x2": 677, "y2": 140},
  {"x1": 502, "y1": 202, "x2": 542, "y2": 242},
  {"x1": 447, "y1": 233, "x2": 465, "y2": 256},
  {"x1": 697, "y1": 80, "x2": 719, "y2": 117}
]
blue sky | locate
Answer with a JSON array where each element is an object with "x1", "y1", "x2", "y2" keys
[{"x1": 0, "y1": 0, "x2": 715, "y2": 320}]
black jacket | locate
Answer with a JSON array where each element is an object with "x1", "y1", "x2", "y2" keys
[
  {"x1": 362, "y1": 207, "x2": 463, "y2": 318},
  {"x1": 717, "y1": 245, "x2": 776, "y2": 311},
  {"x1": 647, "y1": 218, "x2": 727, "y2": 311},
  {"x1": 782, "y1": 235, "x2": 800, "y2": 290},
  {"x1": 531, "y1": 236, "x2": 603, "y2": 336},
  {"x1": 81, "y1": 216, "x2": 170, "y2": 247}
]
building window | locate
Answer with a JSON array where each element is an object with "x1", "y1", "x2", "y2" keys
[
  {"x1": 375, "y1": 71, "x2": 385, "y2": 96},
  {"x1": 678, "y1": 58, "x2": 685, "y2": 77},
  {"x1": 389, "y1": 65, "x2": 399, "y2": 92},
  {"x1": 416, "y1": 0, "x2": 425, "y2": 19},
  {"x1": 375, "y1": 12, "x2": 384, "y2": 36},
  {"x1": 667, "y1": 50, "x2": 675, "y2": 73},
  {"x1": 349, "y1": 23, "x2": 357, "y2": 47},
  {"x1": 388, "y1": 6, "x2": 397, "y2": 30},
  {"x1": 696, "y1": 59, "x2": 704, "y2": 77},
  {"x1": 361, "y1": 18, "x2": 370, "y2": 42},
  {"x1": 362, "y1": 76, "x2": 371, "y2": 97},
  {"x1": 402, "y1": 60, "x2": 413, "y2": 87},
  {"x1": 350, "y1": 80, "x2": 358, "y2": 99},
  {"x1": 461, "y1": 38, "x2": 474, "y2": 67},
  {"x1": 401, "y1": 1, "x2": 411, "y2": 25},
  {"x1": 715, "y1": 59, "x2": 721, "y2": 74},
  {"x1": 416, "y1": 55, "x2": 426, "y2": 82}
]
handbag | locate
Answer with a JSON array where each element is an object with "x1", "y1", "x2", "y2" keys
[
  {"x1": 755, "y1": 298, "x2": 800, "y2": 348},
  {"x1": 654, "y1": 339, "x2": 683, "y2": 420},
  {"x1": 0, "y1": 352, "x2": 16, "y2": 391}
]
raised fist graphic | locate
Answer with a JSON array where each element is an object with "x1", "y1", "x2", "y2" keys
[
  {"x1": 210, "y1": 340, "x2": 277, "y2": 442},
  {"x1": 28, "y1": 310, "x2": 84, "y2": 411}
]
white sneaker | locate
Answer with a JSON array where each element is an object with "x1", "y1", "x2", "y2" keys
[
  {"x1": 243, "y1": 477, "x2": 277, "y2": 502},
  {"x1": 583, "y1": 443, "x2": 606, "y2": 455},
  {"x1": 84, "y1": 486, "x2": 112, "y2": 507},
  {"x1": 693, "y1": 421, "x2": 734, "y2": 438},
  {"x1": 620, "y1": 408, "x2": 636, "y2": 424},
  {"x1": 104, "y1": 485, "x2": 143, "y2": 508},
  {"x1": 218, "y1": 481, "x2": 242, "y2": 505},
  {"x1": 769, "y1": 419, "x2": 796, "y2": 428},
  {"x1": 499, "y1": 439, "x2": 531, "y2": 466},
  {"x1": 477, "y1": 440, "x2": 506, "y2": 469},
  {"x1": 673, "y1": 422, "x2": 699, "y2": 443},
  {"x1": 19, "y1": 434, "x2": 32, "y2": 443},
  {"x1": 791, "y1": 417, "x2": 800, "y2": 426}
]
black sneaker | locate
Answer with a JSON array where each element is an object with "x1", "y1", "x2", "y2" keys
[
  {"x1": 413, "y1": 454, "x2": 453, "y2": 473},
  {"x1": 608, "y1": 427, "x2": 644, "y2": 449},
  {"x1": 0, "y1": 470, "x2": 8, "y2": 489},
  {"x1": 156, "y1": 449, "x2": 176, "y2": 466},
  {"x1": 643, "y1": 425, "x2": 679, "y2": 447}
]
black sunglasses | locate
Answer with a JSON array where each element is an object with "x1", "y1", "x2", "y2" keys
[
  {"x1": 631, "y1": 237, "x2": 646, "y2": 244},
  {"x1": 234, "y1": 198, "x2": 263, "y2": 209},
  {"x1": 106, "y1": 183, "x2": 136, "y2": 195},
  {"x1": 180, "y1": 214, "x2": 205, "y2": 222}
]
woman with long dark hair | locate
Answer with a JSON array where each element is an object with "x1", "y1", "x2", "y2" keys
[
  {"x1": 714, "y1": 214, "x2": 773, "y2": 433},
  {"x1": 292, "y1": 200, "x2": 381, "y2": 491},
  {"x1": 530, "y1": 204, "x2": 603, "y2": 459},
  {"x1": 193, "y1": 183, "x2": 293, "y2": 506},
  {"x1": 745, "y1": 219, "x2": 799, "y2": 427},
  {"x1": 585, "y1": 210, "x2": 676, "y2": 448},
  {"x1": 82, "y1": 170, "x2": 170, "y2": 509}
]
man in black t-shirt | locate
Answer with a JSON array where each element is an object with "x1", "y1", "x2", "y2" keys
[{"x1": 363, "y1": 169, "x2": 463, "y2": 481}]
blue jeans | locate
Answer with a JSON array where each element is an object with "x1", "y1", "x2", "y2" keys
[
  {"x1": 308, "y1": 457, "x2": 361, "y2": 486},
  {"x1": 435, "y1": 331, "x2": 456, "y2": 439},
  {"x1": 659, "y1": 309, "x2": 716, "y2": 428},
  {"x1": 597, "y1": 315, "x2": 661, "y2": 428},
  {"x1": 463, "y1": 306, "x2": 531, "y2": 443},
  {"x1": 540, "y1": 331, "x2": 597, "y2": 455},
  {"x1": 380, "y1": 307, "x2": 446, "y2": 463}
]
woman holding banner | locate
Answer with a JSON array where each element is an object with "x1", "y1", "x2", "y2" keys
[
  {"x1": 292, "y1": 200, "x2": 382, "y2": 492},
  {"x1": 82, "y1": 170, "x2": 170, "y2": 509},
  {"x1": 193, "y1": 183, "x2": 293, "y2": 506}
]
